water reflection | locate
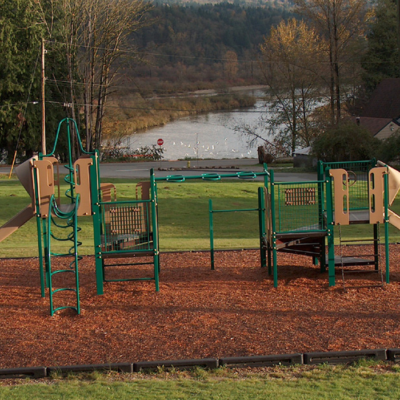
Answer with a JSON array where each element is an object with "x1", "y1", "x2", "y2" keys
[{"x1": 120, "y1": 97, "x2": 269, "y2": 160}]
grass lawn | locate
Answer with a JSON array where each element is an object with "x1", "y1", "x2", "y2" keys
[
  {"x1": 0, "y1": 363, "x2": 399, "y2": 399},
  {"x1": 1, "y1": 176, "x2": 400, "y2": 257}
]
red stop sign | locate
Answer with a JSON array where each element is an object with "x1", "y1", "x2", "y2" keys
[{"x1": 157, "y1": 138, "x2": 164, "y2": 146}]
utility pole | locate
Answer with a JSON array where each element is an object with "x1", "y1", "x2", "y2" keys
[{"x1": 41, "y1": 38, "x2": 46, "y2": 155}]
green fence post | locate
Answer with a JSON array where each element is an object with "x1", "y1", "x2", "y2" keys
[
  {"x1": 209, "y1": 199, "x2": 215, "y2": 270},
  {"x1": 90, "y1": 153, "x2": 104, "y2": 295},
  {"x1": 325, "y1": 171, "x2": 336, "y2": 286},
  {"x1": 258, "y1": 187, "x2": 266, "y2": 268},
  {"x1": 270, "y1": 170, "x2": 278, "y2": 287},
  {"x1": 384, "y1": 171, "x2": 390, "y2": 283},
  {"x1": 150, "y1": 169, "x2": 160, "y2": 291}
]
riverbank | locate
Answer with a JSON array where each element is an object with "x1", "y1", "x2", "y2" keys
[{"x1": 103, "y1": 91, "x2": 257, "y2": 140}]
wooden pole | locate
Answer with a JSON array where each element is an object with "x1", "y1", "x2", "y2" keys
[{"x1": 41, "y1": 38, "x2": 46, "y2": 155}]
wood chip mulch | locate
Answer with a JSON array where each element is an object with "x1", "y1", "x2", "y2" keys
[{"x1": 1, "y1": 246, "x2": 400, "y2": 369}]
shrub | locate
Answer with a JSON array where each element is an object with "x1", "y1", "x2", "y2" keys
[{"x1": 311, "y1": 122, "x2": 381, "y2": 162}]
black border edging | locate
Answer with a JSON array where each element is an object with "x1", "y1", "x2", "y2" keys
[
  {"x1": 219, "y1": 354, "x2": 303, "y2": 368},
  {"x1": 1, "y1": 349, "x2": 399, "y2": 379},
  {"x1": 387, "y1": 349, "x2": 400, "y2": 362},
  {"x1": 0, "y1": 367, "x2": 47, "y2": 379},
  {"x1": 304, "y1": 349, "x2": 387, "y2": 365},
  {"x1": 47, "y1": 363, "x2": 133, "y2": 375},
  {"x1": 133, "y1": 358, "x2": 218, "y2": 372}
]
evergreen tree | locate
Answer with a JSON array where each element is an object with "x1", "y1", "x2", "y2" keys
[
  {"x1": 362, "y1": 0, "x2": 399, "y2": 92},
  {"x1": 0, "y1": 0, "x2": 69, "y2": 161}
]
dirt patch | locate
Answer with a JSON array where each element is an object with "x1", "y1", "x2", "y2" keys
[{"x1": 1, "y1": 246, "x2": 400, "y2": 368}]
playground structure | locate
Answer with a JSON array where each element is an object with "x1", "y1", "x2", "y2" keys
[
  {"x1": 0, "y1": 118, "x2": 159, "y2": 315},
  {"x1": 263, "y1": 160, "x2": 400, "y2": 288},
  {"x1": 1, "y1": 118, "x2": 400, "y2": 315}
]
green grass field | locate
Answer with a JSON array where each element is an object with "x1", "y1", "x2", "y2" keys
[
  {"x1": 1, "y1": 176, "x2": 400, "y2": 258},
  {"x1": 0, "y1": 363, "x2": 399, "y2": 399}
]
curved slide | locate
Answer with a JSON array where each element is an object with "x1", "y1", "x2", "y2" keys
[{"x1": 0, "y1": 157, "x2": 36, "y2": 243}]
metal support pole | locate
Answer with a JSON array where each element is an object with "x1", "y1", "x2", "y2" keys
[
  {"x1": 258, "y1": 187, "x2": 266, "y2": 268},
  {"x1": 270, "y1": 170, "x2": 278, "y2": 287},
  {"x1": 150, "y1": 169, "x2": 160, "y2": 291},
  {"x1": 325, "y1": 172, "x2": 336, "y2": 286},
  {"x1": 384, "y1": 172, "x2": 390, "y2": 283},
  {"x1": 41, "y1": 38, "x2": 46, "y2": 155},
  {"x1": 209, "y1": 199, "x2": 215, "y2": 270}
]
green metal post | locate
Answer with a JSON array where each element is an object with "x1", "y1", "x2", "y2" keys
[
  {"x1": 42, "y1": 217, "x2": 50, "y2": 289},
  {"x1": 317, "y1": 163, "x2": 327, "y2": 272},
  {"x1": 150, "y1": 169, "x2": 160, "y2": 291},
  {"x1": 264, "y1": 165, "x2": 272, "y2": 275},
  {"x1": 73, "y1": 198, "x2": 81, "y2": 314},
  {"x1": 258, "y1": 187, "x2": 266, "y2": 268},
  {"x1": 374, "y1": 223, "x2": 379, "y2": 271},
  {"x1": 33, "y1": 164, "x2": 47, "y2": 296},
  {"x1": 325, "y1": 171, "x2": 336, "y2": 286},
  {"x1": 384, "y1": 171, "x2": 390, "y2": 283},
  {"x1": 209, "y1": 199, "x2": 215, "y2": 270},
  {"x1": 36, "y1": 216, "x2": 45, "y2": 297},
  {"x1": 90, "y1": 153, "x2": 104, "y2": 295},
  {"x1": 269, "y1": 170, "x2": 278, "y2": 287}
]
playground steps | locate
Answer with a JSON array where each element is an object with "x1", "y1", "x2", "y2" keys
[
  {"x1": 276, "y1": 232, "x2": 326, "y2": 258},
  {"x1": 338, "y1": 233, "x2": 383, "y2": 290}
]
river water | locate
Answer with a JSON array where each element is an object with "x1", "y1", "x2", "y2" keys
[{"x1": 119, "y1": 89, "x2": 272, "y2": 160}]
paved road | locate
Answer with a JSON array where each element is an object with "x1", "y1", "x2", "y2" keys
[
  {"x1": 1, "y1": 158, "x2": 317, "y2": 182},
  {"x1": 99, "y1": 159, "x2": 317, "y2": 182}
]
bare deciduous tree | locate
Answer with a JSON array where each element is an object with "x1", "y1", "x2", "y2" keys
[
  {"x1": 259, "y1": 18, "x2": 324, "y2": 154},
  {"x1": 294, "y1": 0, "x2": 370, "y2": 124}
]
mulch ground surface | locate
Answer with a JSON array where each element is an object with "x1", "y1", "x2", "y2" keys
[{"x1": 1, "y1": 246, "x2": 400, "y2": 369}]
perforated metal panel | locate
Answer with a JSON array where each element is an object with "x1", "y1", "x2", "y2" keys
[
  {"x1": 274, "y1": 182, "x2": 324, "y2": 233},
  {"x1": 101, "y1": 201, "x2": 152, "y2": 253}
]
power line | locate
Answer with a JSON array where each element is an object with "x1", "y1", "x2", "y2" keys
[{"x1": 45, "y1": 99, "x2": 268, "y2": 113}]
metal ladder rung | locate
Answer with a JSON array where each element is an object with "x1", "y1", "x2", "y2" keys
[
  {"x1": 339, "y1": 225, "x2": 384, "y2": 291},
  {"x1": 340, "y1": 238, "x2": 379, "y2": 244}
]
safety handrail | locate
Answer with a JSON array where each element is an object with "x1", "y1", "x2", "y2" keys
[
  {"x1": 201, "y1": 173, "x2": 221, "y2": 181},
  {"x1": 166, "y1": 175, "x2": 186, "y2": 182},
  {"x1": 237, "y1": 171, "x2": 256, "y2": 179}
]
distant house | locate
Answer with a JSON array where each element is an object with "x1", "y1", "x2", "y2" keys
[{"x1": 355, "y1": 78, "x2": 400, "y2": 139}]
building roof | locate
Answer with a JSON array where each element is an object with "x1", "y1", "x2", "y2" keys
[
  {"x1": 361, "y1": 78, "x2": 400, "y2": 119},
  {"x1": 351, "y1": 116, "x2": 393, "y2": 136}
]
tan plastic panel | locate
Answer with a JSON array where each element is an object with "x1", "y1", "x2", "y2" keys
[
  {"x1": 74, "y1": 158, "x2": 93, "y2": 217},
  {"x1": 100, "y1": 183, "x2": 117, "y2": 202},
  {"x1": 136, "y1": 182, "x2": 151, "y2": 200},
  {"x1": 32, "y1": 158, "x2": 58, "y2": 218},
  {"x1": 369, "y1": 167, "x2": 386, "y2": 224},
  {"x1": 329, "y1": 168, "x2": 349, "y2": 225},
  {"x1": 387, "y1": 165, "x2": 400, "y2": 206}
]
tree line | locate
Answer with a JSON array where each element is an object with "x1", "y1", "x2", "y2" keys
[
  {"x1": 0, "y1": 1, "x2": 293, "y2": 162},
  {"x1": 0, "y1": 0, "x2": 399, "y2": 163},
  {"x1": 249, "y1": 0, "x2": 400, "y2": 159}
]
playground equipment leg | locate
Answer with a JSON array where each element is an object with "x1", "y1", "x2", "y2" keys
[
  {"x1": 93, "y1": 210, "x2": 104, "y2": 295},
  {"x1": 327, "y1": 229, "x2": 335, "y2": 286},
  {"x1": 272, "y1": 235, "x2": 278, "y2": 287},
  {"x1": 150, "y1": 172, "x2": 160, "y2": 292},
  {"x1": 320, "y1": 240, "x2": 327, "y2": 273},
  {"x1": 267, "y1": 244, "x2": 272, "y2": 276},
  {"x1": 258, "y1": 187, "x2": 267, "y2": 269},
  {"x1": 374, "y1": 224, "x2": 379, "y2": 271},
  {"x1": 209, "y1": 199, "x2": 215, "y2": 270},
  {"x1": 36, "y1": 217, "x2": 46, "y2": 298}
]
